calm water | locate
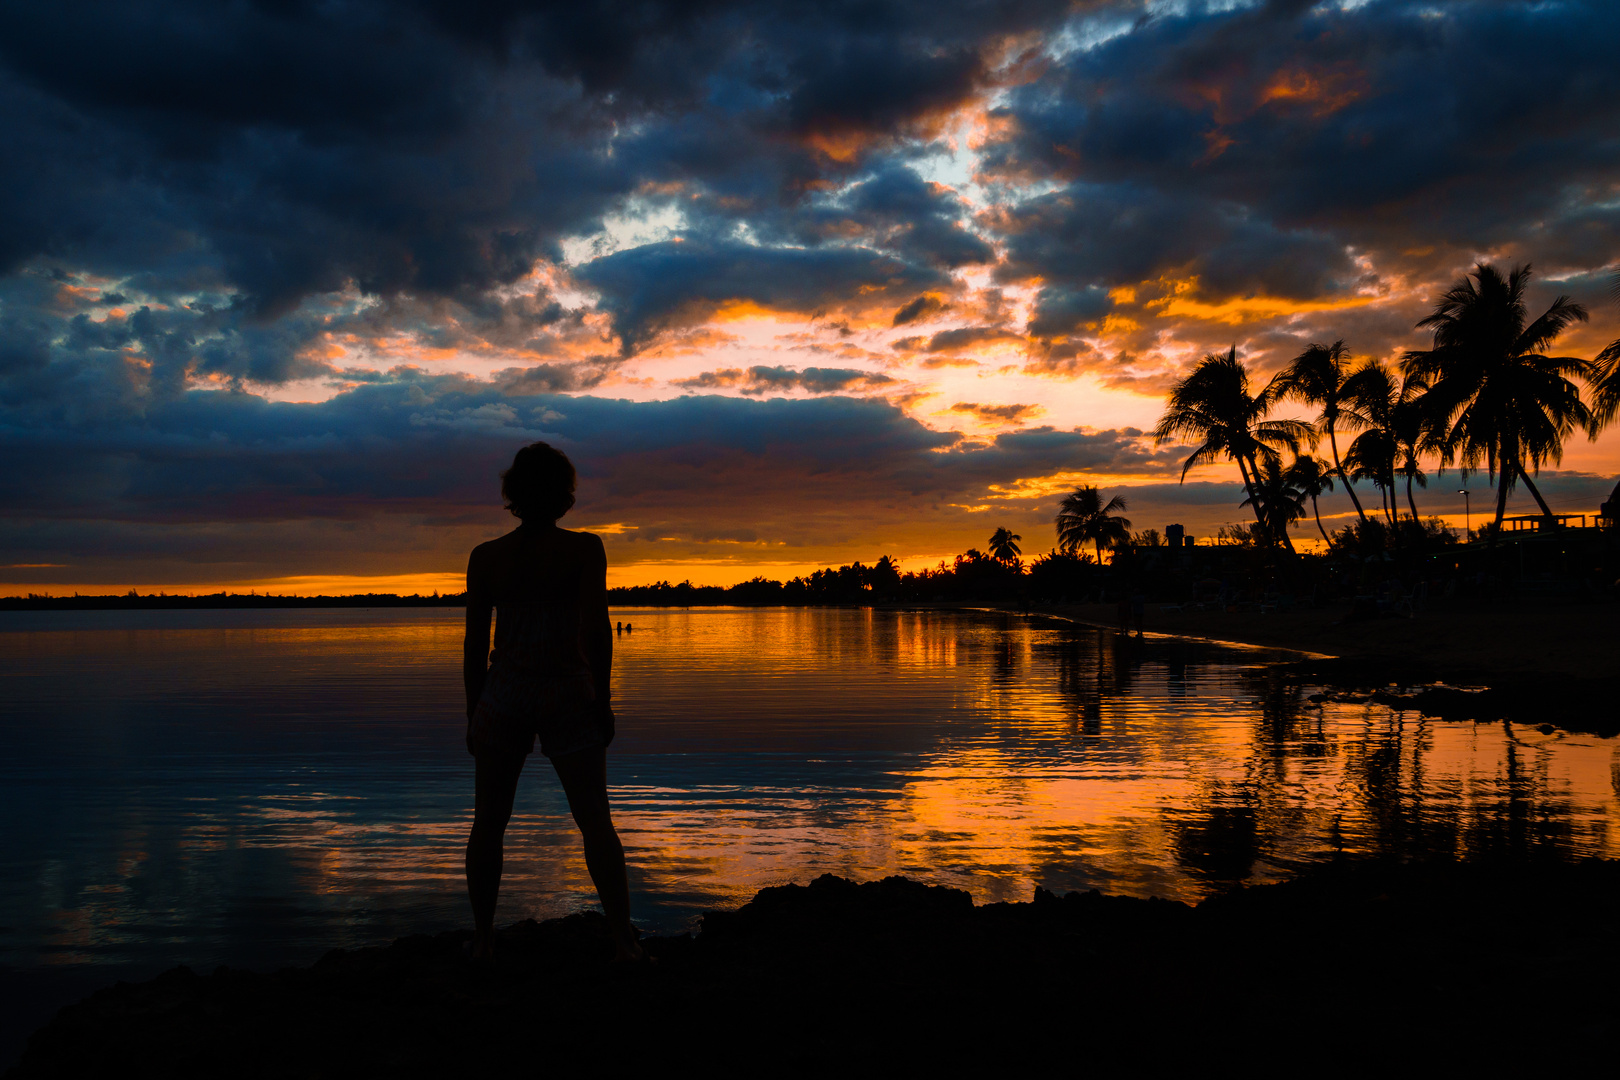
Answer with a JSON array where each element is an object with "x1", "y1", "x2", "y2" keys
[{"x1": 2, "y1": 606, "x2": 1618, "y2": 1051}]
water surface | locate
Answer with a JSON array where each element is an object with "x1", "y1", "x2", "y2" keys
[{"x1": 2, "y1": 606, "x2": 1616, "y2": 1051}]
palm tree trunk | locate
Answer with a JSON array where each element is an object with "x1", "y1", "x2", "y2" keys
[
  {"x1": 1328, "y1": 423, "x2": 1368, "y2": 523},
  {"x1": 1312, "y1": 494, "x2": 1329, "y2": 543},
  {"x1": 1517, "y1": 465, "x2": 1557, "y2": 525},
  {"x1": 1235, "y1": 455, "x2": 1271, "y2": 545},
  {"x1": 1405, "y1": 471, "x2": 1419, "y2": 523},
  {"x1": 1491, "y1": 465, "x2": 1511, "y2": 542}
]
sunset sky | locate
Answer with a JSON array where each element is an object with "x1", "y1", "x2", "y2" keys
[{"x1": 3, "y1": 0, "x2": 1619, "y2": 594}]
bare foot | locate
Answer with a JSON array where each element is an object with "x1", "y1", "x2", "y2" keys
[
  {"x1": 469, "y1": 928, "x2": 496, "y2": 962},
  {"x1": 610, "y1": 927, "x2": 649, "y2": 965}
]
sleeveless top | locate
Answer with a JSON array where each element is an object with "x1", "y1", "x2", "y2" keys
[{"x1": 480, "y1": 554, "x2": 595, "y2": 718}]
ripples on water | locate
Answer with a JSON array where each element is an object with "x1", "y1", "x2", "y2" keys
[{"x1": 2, "y1": 606, "x2": 1617, "y2": 989}]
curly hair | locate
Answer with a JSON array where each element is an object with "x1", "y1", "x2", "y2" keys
[{"x1": 500, "y1": 442, "x2": 577, "y2": 522}]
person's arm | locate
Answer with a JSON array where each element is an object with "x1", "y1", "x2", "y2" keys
[
  {"x1": 582, "y1": 534, "x2": 613, "y2": 706},
  {"x1": 463, "y1": 547, "x2": 493, "y2": 737}
]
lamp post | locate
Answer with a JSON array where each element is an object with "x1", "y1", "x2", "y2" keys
[{"x1": 1459, "y1": 489, "x2": 1470, "y2": 539}]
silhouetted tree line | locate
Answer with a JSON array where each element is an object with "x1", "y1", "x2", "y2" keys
[{"x1": 606, "y1": 547, "x2": 1122, "y2": 606}]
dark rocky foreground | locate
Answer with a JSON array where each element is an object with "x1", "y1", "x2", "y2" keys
[{"x1": 12, "y1": 861, "x2": 1619, "y2": 1076}]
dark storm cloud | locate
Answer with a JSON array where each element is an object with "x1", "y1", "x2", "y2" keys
[
  {"x1": 577, "y1": 240, "x2": 944, "y2": 352},
  {"x1": 673, "y1": 365, "x2": 895, "y2": 395},
  {"x1": 779, "y1": 166, "x2": 995, "y2": 270},
  {"x1": 7, "y1": 0, "x2": 1619, "y2": 359},
  {"x1": 998, "y1": 182, "x2": 1354, "y2": 323},
  {"x1": 0, "y1": 377, "x2": 1180, "y2": 577},
  {"x1": 1026, "y1": 285, "x2": 1113, "y2": 340},
  {"x1": 0, "y1": 0, "x2": 1062, "y2": 336},
  {"x1": 988, "y1": 0, "x2": 1620, "y2": 320},
  {"x1": 0, "y1": 5, "x2": 627, "y2": 318}
]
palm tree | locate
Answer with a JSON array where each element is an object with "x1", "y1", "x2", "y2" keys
[
  {"x1": 988, "y1": 527, "x2": 1022, "y2": 564},
  {"x1": 1275, "y1": 340, "x2": 1369, "y2": 524},
  {"x1": 1285, "y1": 455, "x2": 1336, "y2": 543},
  {"x1": 1401, "y1": 263, "x2": 1592, "y2": 533},
  {"x1": 1240, "y1": 458, "x2": 1307, "y2": 549},
  {"x1": 1056, "y1": 486, "x2": 1131, "y2": 564},
  {"x1": 1342, "y1": 425, "x2": 1397, "y2": 523},
  {"x1": 1153, "y1": 346, "x2": 1315, "y2": 547},
  {"x1": 1586, "y1": 267, "x2": 1620, "y2": 433},
  {"x1": 1340, "y1": 360, "x2": 1433, "y2": 524},
  {"x1": 1392, "y1": 390, "x2": 1430, "y2": 522}
]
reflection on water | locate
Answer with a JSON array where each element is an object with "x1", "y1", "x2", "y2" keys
[{"x1": 2, "y1": 606, "x2": 1617, "y2": 984}]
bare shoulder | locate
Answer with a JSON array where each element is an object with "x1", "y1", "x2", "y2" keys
[
  {"x1": 468, "y1": 529, "x2": 522, "y2": 574},
  {"x1": 560, "y1": 527, "x2": 608, "y2": 562}
]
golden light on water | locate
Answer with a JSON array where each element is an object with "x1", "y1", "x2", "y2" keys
[{"x1": 4, "y1": 606, "x2": 1618, "y2": 969}]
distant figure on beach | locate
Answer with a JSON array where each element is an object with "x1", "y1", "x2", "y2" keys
[{"x1": 463, "y1": 442, "x2": 643, "y2": 964}]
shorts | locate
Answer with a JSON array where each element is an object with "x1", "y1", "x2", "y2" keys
[{"x1": 470, "y1": 668, "x2": 613, "y2": 759}]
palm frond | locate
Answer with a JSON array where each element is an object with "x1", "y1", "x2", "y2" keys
[
  {"x1": 1515, "y1": 297, "x2": 1588, "y2": 355},
  {"x1": 1587, "y1": 337, "x2": 1620, "y2": 430}
]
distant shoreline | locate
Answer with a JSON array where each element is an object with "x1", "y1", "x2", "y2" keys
[{"x1": 0, "y1": 592, "x2": 468, "y2": 610}]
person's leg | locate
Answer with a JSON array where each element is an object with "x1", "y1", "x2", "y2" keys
[
  {"x1": 550, "y1": 746, "x2": 643, "y2": 962},
  {"x1": 466, "y1": 749, "x2": 526, "y2": 959}
]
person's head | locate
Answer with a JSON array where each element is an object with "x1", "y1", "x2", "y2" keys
[{"x1": 501, "y1": 442, "x2": 576, "y2": 523}]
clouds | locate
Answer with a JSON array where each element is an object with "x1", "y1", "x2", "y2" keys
[
  {"x1": 576, "y1": 239, "x2": 944, "y2": 352},
  {"x1": 988, "y1": 1, "x2": 1620, "y2": 300},
  {"x1": 673, "y1": 365, "x2": 895, "y2": 396},
  {"x1": 950, "y1": 402, "x2": 1044, "y2": 424},
  {"x1": 0, "y1": 374, "x2": 1185, "y2": 583},
  {"x1": 893, "y1": 326, "x2": 1025, "y2": 355},
  {"x1": 0, "y1": 0, "x2": 1048, "y2": 331},
  {"x1": 2, "y1": 0, "x2": 1619, "y2": 588},
  {"x1": 0, "y1": 3, "x2": 625, "y2": 317}
]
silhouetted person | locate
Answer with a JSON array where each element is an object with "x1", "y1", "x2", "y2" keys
[{"x1": 463, "y1": 442, "x2": 642, "y2": 964}]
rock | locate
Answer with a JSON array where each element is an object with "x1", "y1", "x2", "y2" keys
[{"x1": 12, "y1": 862, "x2": 1620, "y2": 1074}]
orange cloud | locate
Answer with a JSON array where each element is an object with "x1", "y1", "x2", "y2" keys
[
  {"x1": 1155, "y1": 293, "x2": 1377, "y2": 325},
  {"x1": 1260, "y1": 64, "x2": 1367, "y2": 117}
]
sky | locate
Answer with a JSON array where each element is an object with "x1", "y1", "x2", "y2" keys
[{"x1": 3, "y1": 0, "x2": 1620, "y2": 594}]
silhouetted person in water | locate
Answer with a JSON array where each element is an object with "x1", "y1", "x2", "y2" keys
[{"x1": 463, "y1": 442, "x2": 643, "y2": 963}]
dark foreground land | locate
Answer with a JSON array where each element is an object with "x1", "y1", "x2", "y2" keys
[{"x1": 12, "y1": 861, "x2": 1618, "y2": 1075}]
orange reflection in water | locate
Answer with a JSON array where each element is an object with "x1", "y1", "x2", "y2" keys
[{"x1": 3, "y1": 606, "x2": 1618, "y2": 971}]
